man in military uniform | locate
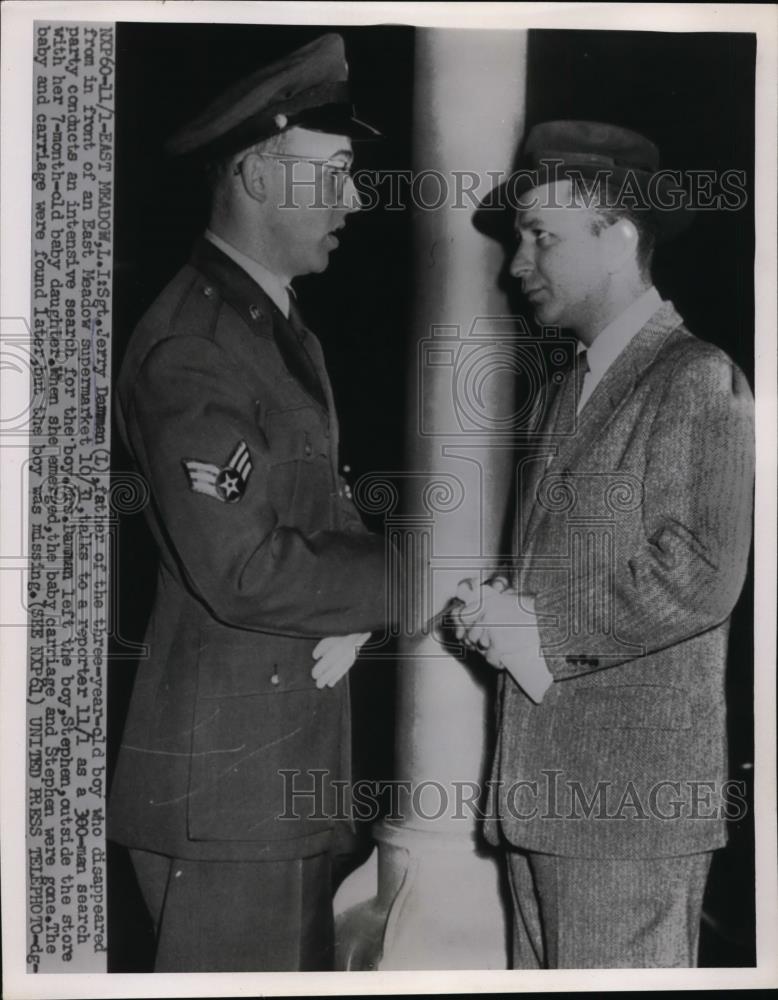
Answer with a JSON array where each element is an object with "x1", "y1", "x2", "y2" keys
[{"x1": 108, "y1": 34, "x2": 391, "y2": 972}]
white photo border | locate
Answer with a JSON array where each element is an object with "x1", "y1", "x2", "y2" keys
[{"x1": 2, "y1": 2, "x2": 776, "y2": 997}]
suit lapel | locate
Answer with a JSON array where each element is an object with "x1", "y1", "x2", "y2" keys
[
  {"x1": 285, "y1": 306, "x2": 341, "y2": 478},
  {"x1": 276, "y1": 301, "x2": 329, "y2": 411},
  {"x1": 522, "y1": 302, "x2": 685, "y2": 548},
  {"x1": 190, "y1": 238, "x2": 329, "y2": 412},
  {"x1": 516, "y1": 374, "x2": 568, "y2": 550}
]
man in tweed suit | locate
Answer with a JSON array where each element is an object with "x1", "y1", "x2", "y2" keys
[
  {"x1": 454, "y1": 122, "x2": 754, "y2": 968},
  {"x1": 108, "y1": 35, "x2": 391, "y2": 971}
]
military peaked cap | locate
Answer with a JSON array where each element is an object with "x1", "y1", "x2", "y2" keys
[{"x1": 166, "y1": 33, "x2": 379, "y2": 160}]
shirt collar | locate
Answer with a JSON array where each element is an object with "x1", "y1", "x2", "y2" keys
[
  {"x1": 204, "y1": 229, "x2": 291, "y2": 319},
  {"x1": 581, "y1": 285, "x2": 664, "y2": 380}
]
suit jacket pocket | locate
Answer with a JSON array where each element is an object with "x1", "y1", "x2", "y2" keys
[
  {"x1": 186, "y1": 628, "x2": 345, "y2": 843},
  {"x1": 553, "y1": 684, "x2": 691, "y2": 736},
  {"x1": 264, "y1": 405, "x2": 331, "y2": 530},
  {"x1": 265, "y1": 405, "x2": 329, "y2": 465}
]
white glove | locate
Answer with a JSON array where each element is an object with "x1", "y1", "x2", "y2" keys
[{"x1": 311, "y1": 632, "x2": 371, "y2": 689}]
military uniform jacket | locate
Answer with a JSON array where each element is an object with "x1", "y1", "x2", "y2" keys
[
  {"x1": 485, "y1": 302, "x2": 754, "y2": 859},
  {"x1": 108, "y1": 239, "x2": 388, "y2": 862}
]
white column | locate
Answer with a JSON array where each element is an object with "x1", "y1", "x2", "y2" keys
[{"x1": 336, "y1": 28, "x2": 528, "y2": 971}]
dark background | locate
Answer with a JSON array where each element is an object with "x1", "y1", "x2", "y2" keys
[{"x1": 107, "y1": 23, "x2": 756, "y2": 970}]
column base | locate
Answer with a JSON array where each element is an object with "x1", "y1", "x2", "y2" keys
[{"x1": 335, "y1": 820, "x2": 509, "y2": 970}]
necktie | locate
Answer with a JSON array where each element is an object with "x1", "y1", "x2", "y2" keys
[
  {"x1": 275, "y1": 298, "x2": 328, "y2": 409},
  {"x1": 573, "y1": 349, "x2": 590, "y2": 414},
  {"x1": 544, "y1": 348, "x2": 589, "y2": 447}
]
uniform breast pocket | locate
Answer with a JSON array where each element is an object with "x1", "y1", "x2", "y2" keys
[
  {"x1": 186, "y1": 628, "x2": 346, "y2": 843},
  {"x1": 263, "y1": 405, "x2": 332, "y2": 529}
]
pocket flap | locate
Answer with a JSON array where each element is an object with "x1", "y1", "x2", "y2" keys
[
  {"x1": 197, "y1": 627, "x2": 317, "y2": 698},
  {"x1": 265, "y1": 405, "x2": 328, "y2": 464}
]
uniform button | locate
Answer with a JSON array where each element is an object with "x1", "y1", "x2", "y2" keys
[
  {"x1": 304, "y1": 443, "x2": 313, "y2": 457},
  {"x1": 250, "y1": 304, "x2": 261, "y2": 321},
  {"x1": 202, "y1": 286, "x2": 213, "y2": 297},
  {"x1": 342, "y1": 464, "x2": 351, "y2": 474},
  {"x1": 270, "y1": 668, "x2": 280, "y2": 686}
]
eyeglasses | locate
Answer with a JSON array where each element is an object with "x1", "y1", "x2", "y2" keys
[{"x1": 233, "y1": 152, "x2": 354, "y2": 187}]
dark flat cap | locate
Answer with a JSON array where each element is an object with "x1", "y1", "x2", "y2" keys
[
  {"x1": 166, "y1": 33, "x2": 379, "y2": 159},
  {"x1": 523, "y1": 120, "x2": 660, "y2": 174},
  {"x1": 474, "y1": 120, "x2": 694, "y2": 244}
]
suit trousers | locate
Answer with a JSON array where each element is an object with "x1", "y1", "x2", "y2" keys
[
  {"x1": 506, "y1": 848, "x2": 713, "y2": 968},
  {"x1": 130, "y1": 848, "x2": 334, "y2": 972}
]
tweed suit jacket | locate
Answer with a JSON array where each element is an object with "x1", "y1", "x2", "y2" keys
[
  {"x1": 107, "y1": 238, "x2": 388, "y2": 862},
  {"x1": 485, "y1": 301, "x2": 754, "y2": 859}
]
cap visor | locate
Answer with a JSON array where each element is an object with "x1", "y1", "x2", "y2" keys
[
  {"x1": 293, "y1": 103, "x2": 381, "y2": 140},
  {"x1": 345, "y1": 114, "x2": 381, "y2": 140}
]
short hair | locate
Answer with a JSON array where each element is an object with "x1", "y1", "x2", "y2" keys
[
  {"x1": 572, "y1": 175, "x2": 657, "y2": 279},
  {"x1": 204, "y1": 130, "x2": 290, "y2": 197}
]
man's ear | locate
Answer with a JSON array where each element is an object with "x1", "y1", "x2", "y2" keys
[
  {"x1": 603, "y1": 216, "x2": 639, "y2": 272},
  {"x1": 239, "y1": 152, "x2": 268, "y2": 204}
]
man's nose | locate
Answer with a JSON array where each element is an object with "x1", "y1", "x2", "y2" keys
[{"x1": 509, "y1": 244, "x2": 533, "y2": 280}]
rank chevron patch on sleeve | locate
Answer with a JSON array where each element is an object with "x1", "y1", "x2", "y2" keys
[{"x1": 182, "y1": 440, "x2": 253, "y2": 503}]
